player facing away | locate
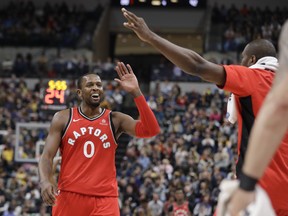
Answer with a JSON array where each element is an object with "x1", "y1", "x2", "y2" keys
[
  {"x1": 226, "y1": 20, "x2": 288, "y2": 216},
  {"x1": 38, "y1": 62, "x2": 160, "y2": 215},
  {"x1": 121, "y1": 8, "x2": 288, "y2": 215}
]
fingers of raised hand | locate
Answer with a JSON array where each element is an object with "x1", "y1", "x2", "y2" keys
[
  {"x1": 122, "y1": 8, "x2": 138, "y2": 22},
  {"x1": 122, "y1": 8, "x2": 141, "y2": 29},
  {"x1": 123, "y1": 22, "x2": 136, "y2": 30},
  {"x1": 126, "y1": 64, "x2": 134, "y2": 74},
  {"x1": 116, "y1": 62, "x2": 131, "y2": 78},
  {"x1": 115, "y1": 65, "x2": 123, "y2": 78},
  {"x1": 120, "y1": 62, "x2": 130, "y2": 74}
]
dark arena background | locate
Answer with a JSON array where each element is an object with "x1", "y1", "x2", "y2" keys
[{"x1": 0, "y1": 0, "x2": 287, "y2": 215}]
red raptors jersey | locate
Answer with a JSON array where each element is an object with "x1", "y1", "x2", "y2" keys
[
  {"x1": 222, "y1": 65, "x2": 288, "y2": 211},
  {"x1": 58, "y1": 107, "x2": 118, "y2": 197},
  {"x1": 173, "y1": 201, "x2": 190, "y2": 216}
]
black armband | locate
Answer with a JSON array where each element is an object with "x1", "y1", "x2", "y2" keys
[{"x1": 239, "y1": 172, "x2": 258, "y2": 191}]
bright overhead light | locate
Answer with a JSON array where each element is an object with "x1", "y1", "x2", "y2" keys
[
  {"x1": 171, "y1": 0, "x2": 178, "y2": 3},
  {"x1": 151, "y1": 0, "x2": 161, "y2": 6},
  {"x1": 120, "y1": 0, "x2": 129, "y2": 6},
  {"x1": 189, "y1": 0, "x2": 199, "y2": 7}
]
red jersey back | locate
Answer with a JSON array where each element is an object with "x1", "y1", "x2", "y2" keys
[
  {"x1": 58, "y1": 107, "x2": 118, "y2": 197},
  {"x1": 222, "y1": 65, "x2": 288, "y2": 211},
  {"x1": 173, "y1": 201, "x2": 190, "y2": 216}
]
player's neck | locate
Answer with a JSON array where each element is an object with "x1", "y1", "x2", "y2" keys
[{"x1": 79, "y1": 104, "x2": 102, "y2": 118}]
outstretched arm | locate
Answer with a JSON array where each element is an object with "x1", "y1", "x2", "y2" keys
[
  {"x1": 226, "y1": 20, "x2": 288, "y2": 216},
  {"x1": 113, "y1": 62, "x2": 160, "y2": 138},
  {"x1": 121, "y1": 8, "x2": 226, "y2": 86}
]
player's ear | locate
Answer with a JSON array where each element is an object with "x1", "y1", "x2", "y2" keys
[
  {"x1": 77, "y1": 89, "x2": 82, "y2": 99},
  {"x1": 250, "y1": 55, "x2": 257, "y2": 65}
]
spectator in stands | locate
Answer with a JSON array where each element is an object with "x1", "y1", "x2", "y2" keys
[
  {"x1": 193, "y1": 193, "x2": 213, "y2": 216},
  {"x1": 133, "y1": 197, "x2": 151, "y2": 216},
  {"x1": 147, "y1": 192, "x2": 163, "y2": 216},
  {"x1": 168, "y1": 188, "x2": 191, "y2": 215}
]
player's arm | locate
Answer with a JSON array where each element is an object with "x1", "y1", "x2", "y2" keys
[
  {"x1": 121, "y1": 8, "x2": 225, "y2": 86},
  {"x1": 113, "y1": 62, "x2": 160, "y2": 138},
  {"x1": 38, "y1": 110, "x2": 68, "y2": 205}
]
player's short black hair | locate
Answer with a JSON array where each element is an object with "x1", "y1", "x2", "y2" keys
[
  {"x1": 77, "y1": 73, "x2": 99, "y2": 89},
  {"x1": 247, "y1": 39, "x2": 277, "y2": 60}
]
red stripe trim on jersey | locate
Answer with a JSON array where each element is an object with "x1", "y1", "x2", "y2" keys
[{"x1": 78, "y1": 107, "x2": 106, "y2": 121}]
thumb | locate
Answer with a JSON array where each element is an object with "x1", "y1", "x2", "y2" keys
[
  {"x1": 52, "y1": 184, "x2": 59, "y2": 195},
  {"x1": 114, "y1": 78, "x2": 122, "y2": 84}
]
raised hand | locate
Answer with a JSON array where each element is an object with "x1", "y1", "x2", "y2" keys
[
  {"x1": 121, "y1": 8, "x2": 154, "y2": 43},
  {"x1": 114, "y1": 62, "x2": 142, "y2": 97}
]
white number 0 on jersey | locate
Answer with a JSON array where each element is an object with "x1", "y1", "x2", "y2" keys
[{"x1": 83, "y1": 141, "x2": 95, "y2": 158}]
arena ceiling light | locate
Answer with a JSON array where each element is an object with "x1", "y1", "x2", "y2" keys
[
  {"x1": 189, "y1": 0, "x2": 199, "y2": 7},
  {"x1": 120, "y1": 0, "x2": 129, "y2": 6},
  {"x1": 151, "y1": 0, "x2": 161, "y2": 6}
]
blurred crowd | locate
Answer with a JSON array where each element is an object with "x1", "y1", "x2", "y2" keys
[
  {"x1": 151, "y1": 59, "x2": 203, "y2": 82},
  {"x1": 0, "y1": 74, "x2": 237, "y2": 215},
  {"x1": 0, "y1": 51, "x2": 119, "y2": 80},
  {"x1": 212, "y1": 4, "x2": 288, "y2": 53},
  {"x1": 0, "y1": 1, "x2": 102, "y2": 47},
  {"x1": 119, "y1": 82, "x2": 237, "y2": 216}
]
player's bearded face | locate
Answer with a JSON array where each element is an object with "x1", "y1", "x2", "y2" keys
[
  {"x1": 86, "y1": 92, "x2": 104, "y2": 107},
  {"x1": 80, "y1": 75, "x2": 104, "y2": 107},
  {"x1": 84, "y1": 86, "x2": 104, "y2": 107}
]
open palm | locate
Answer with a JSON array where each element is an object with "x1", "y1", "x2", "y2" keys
[{"x1": 115, "y1": 62, "x2": 140, "y2": 93}]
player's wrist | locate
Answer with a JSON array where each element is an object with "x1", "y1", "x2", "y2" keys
[
  {"x1": 239, "y1": 172, "x2": 258, "y2": 191},
  {"x1": 131, "y1": 89, "x2": 143, "y2": 98}
]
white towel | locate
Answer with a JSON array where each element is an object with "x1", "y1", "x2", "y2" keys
[
  {"x1": 226, "y1": 94, "x2": 237, "y2": 124},
  {"x1": 226, "y1": 57, "x2": 278, "y2": 124},
  {"x1": 249, "y1": 56, "x2": 278, "y2": 71},
  {"x1": 217, "y1": 180, "x2": 276, "y2": 216}
]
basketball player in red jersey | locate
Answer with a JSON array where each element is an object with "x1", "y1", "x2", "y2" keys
[
  {"x1": 121, "y1": 8, "x2": 288, "y2": 215},
  {"x1": 39, "y1": 62, "x2": 160, "y2": 215},
  {"x1": 169, "y1": 189, "x2": 191, "y2": 216},
  {"x1": 226, "y1": 20, "x2": 288, "y2": 216}
]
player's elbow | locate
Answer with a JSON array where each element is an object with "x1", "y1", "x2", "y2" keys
[
  {"x1": 192, "y1": 61, "x2": 225, "y2": 86},
  {"x1": 150, "y1": 124, "x2": 161, "y2": 136},
  {"x1": 135, "y1": 122, "x2": 160, "y2": 138},
  {"x1": 143, "y1": 125, "x2": 161, "y2": 137}
]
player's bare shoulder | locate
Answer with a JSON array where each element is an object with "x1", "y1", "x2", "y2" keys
[
  {"x1": 110, "y1": 111, "x2": 133, "y2": 132},
  {"x1": 110, "y1": 111, "x2": 122, "y2": 129},
  {"x1": 51, "y1": 108, "x2": 71, "y2": 129}
]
